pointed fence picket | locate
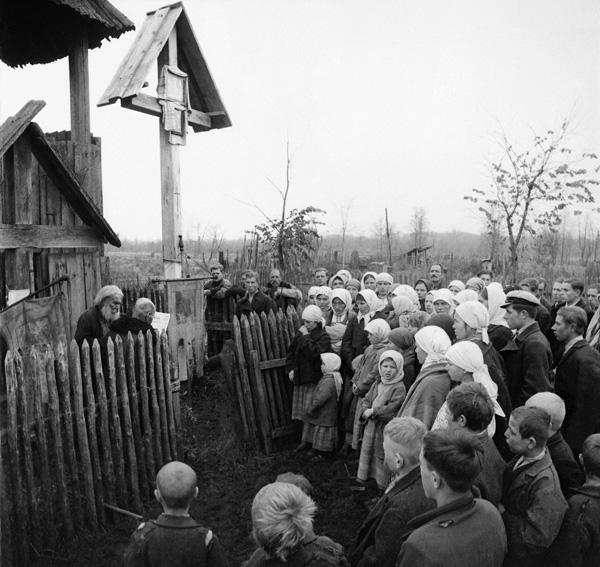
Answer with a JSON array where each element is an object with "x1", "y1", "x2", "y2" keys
[{"x1": 0, "y1": 331, "x2": 179, "y2": 567}]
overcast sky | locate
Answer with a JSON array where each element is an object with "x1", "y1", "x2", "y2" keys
[{"x1": 1, "y1": 0, "x2": 600, "y2": 246}]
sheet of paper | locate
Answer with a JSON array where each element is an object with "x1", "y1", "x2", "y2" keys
[{"x1": 152, "y1": 311, "x2": 170, "y2": 334}]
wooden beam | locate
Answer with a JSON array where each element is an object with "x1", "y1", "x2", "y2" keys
[
  {"x1": 69, "y1": 30, "x2": 91, "y2": 144},
  {"x1": 120, "y1": 93, "x2": 212, "y2": 130},
  {"x1": 0, "y1": 225, "x2": 104, "y2": 249},
  {"x1": 0, "y1": 100, "x2": 46, "y2": 159}
]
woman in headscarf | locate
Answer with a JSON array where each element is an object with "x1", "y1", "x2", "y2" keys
[
  {"x1": 245, "y1": 482, "x2": 345, "y2": 567},
  {"x1": 480, "y1": 282, "x2": 513, "y2": 352},
  {"x1": 285, "y1": 305, "x2": 332, "y2": 452},
  {"x1": 329, "y1": 273, "x2": 348, "y2": 289},
  {"x1": 453, "y1": 289, "x2": 479, "y2": 306},
  {"x1": 425, "y1": 314, "x2": 456, "y2": 343},
  {"x1": 432, "y1": 342, "x2": 505, "y2": 440},
  {"x1": 424, "y1": 291, "x2": 435, "y2": 315},
  {"x1": 375, "y1": 273, "x2": 394, "y2": 312},
  {"x1": 360, "y1": 271, "x2": 377, "y2": 291},
  {"x1": 406, "y1": 311, "x2": 430, "y2": 335},
  {"x1": 465, "y1": 277, "x2": 486, "y2": 294},
  {"x1": 357, "y1": 350, "x2": 407, "y2": 490},
  {"x1": 387, "y1": 328, "x2": 417, "y2": 389},
  {"x1": 302, "y1": 353, "x2": 343, "y2": 458},
  {"x1": 351, "y1": 319, "x2": 394, "y2": 449},
  {"x1": 345, "y1": 278, "x2": 361, "y2": 308},
  {"x1": 414, "y1": 279, "x2": 431, "y2": 311},
  {"x1": 336, "y1": 269, "x2": 352, "y2": 282},
  {"x1": 397, "y1": 326, "x2": 452, "y2": 429},
  {"x1": 448, "y1": 280, "x2": 465, "y2": 295},
  {"x1": 338, "y1": 289, "x2": 385, "y2": 456},
  {"x1": 452, "y1": 300, "x2": 512, "y2": 453},
  {"x1": 391, "y1": 284, "x2": 420, "y2": 309},
  {"x1": 306, "y1": 286, "x2": 318, "y2": 306},
  {"x1": 325, "y1": 288, "x2": 354, "y2": 355},
  {"x1": 432, "y1": 289, "x2": 455, "y2": 315},
  {"x1": 314, "y1": 286, "x2": 332, "y2": 319},
  {"x1": 387, "y1": 295, "x2": 419, "y2": 330}
]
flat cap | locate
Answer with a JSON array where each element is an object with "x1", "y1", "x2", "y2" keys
[{"x1": 501, "y1": 290, "x2": 540, "y2": 308}]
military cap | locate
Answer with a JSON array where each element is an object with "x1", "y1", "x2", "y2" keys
[{"x1": 501, "y1": 290, "x2": 540, "y2": 308}]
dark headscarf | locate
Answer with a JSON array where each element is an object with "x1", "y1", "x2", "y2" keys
[
  {"x1": 424, "y1": 313, "x2": 456, "y2": 344},
  {"x1": 414, "y1": 278, "x2": 431, "y2": 291},
  {"x1": 387, "y1": 328, "x2": 415, "y2": 351}
]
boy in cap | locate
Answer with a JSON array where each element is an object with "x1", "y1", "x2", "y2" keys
[
  {"x1": 124, "y1": 461, "x2": 228, "y2": 567},
  {"x1": 499, "y1": 290, "x2": 552, "y2": 408}
]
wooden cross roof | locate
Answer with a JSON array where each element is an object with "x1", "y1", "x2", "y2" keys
[
  {"x1": 98, "y1": 1, "x2": 231, "y2": 131},
  {"x1": 0, "y1": 0, "x2": 134, "y2": 67}
]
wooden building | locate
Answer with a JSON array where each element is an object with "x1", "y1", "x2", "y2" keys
[{"x1": 0, "y1": 101, "x2": 121, "y2": 333}]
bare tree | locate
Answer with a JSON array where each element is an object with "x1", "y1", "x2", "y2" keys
[
  {"x1": 409, "y1": 207, "x2": 429, "y2": 250},
  {"x1": 465, "y1": 119, "x2": 599, "y2": 279},
  {"x1": 336, "y1": 200, "x2": 354, "y2": 268}
]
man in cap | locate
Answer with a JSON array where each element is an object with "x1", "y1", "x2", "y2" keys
[
  {"x1": 499, "y1": 290, "x2": 552, "y2": 408},
  {"x1": 519, "y1": 277, "x2": 551, "y2": 332}
]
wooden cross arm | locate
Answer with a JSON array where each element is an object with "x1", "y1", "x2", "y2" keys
[{"x1": 120, "y1": 92, "x2": 226, "y2": 132}]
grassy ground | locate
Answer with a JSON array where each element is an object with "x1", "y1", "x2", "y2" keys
[{"x1": 38, "y1": 371, "x2": 373, "y2": 567}]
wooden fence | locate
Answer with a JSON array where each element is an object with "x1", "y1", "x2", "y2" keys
[
  {"x1": 0, "y1": 332, "x2": 179, "y2": 567},
  {"x1": 219, "y1": 307, "x2": 301, "y2": 455}
]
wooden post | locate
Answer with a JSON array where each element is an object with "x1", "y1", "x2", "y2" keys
[
  {"x1": 69, "y1": 30, "x2": 91, "y2": 144},
  {"x1": 158, "y1": 28, "x2": 182, "y2": 279}
]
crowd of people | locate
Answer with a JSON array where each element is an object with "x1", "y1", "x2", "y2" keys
[{"x1": 73, "y1": 264, "x2": 600, "y2": 566}]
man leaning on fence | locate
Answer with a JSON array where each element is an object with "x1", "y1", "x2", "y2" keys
[
  {"x1": 204, "y1": 263, "x2": 232, "y2": 300},
  {"x1": 74, "y1": 285, "x2": 123, "y2": 347},
  {"x1": 264, "y1": 268, "x2": 301, "y2": 313}
]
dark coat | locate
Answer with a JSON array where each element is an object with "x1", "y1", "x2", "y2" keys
[
  {"x1": 244, "y1": 536, "x2": 349, "y2": 567},
  {"x1": 501, "y1": 450, "x2": 568, "y2": 567},
  {"x1": 264, "y1": 280, "x2": 299, "y2": 312},
  {"x1": 340, "y1": 314, "x2": 385, "y2": 372},
  {"x1": 474, "y1": 435, "x2": 506, "y2": 507},
  {"x1": 235, "y1": 290, "x2": 277, "y2": 320},
  {"x1": 285, "y1": 325, "x2": 332, "y2": 386},
  {"x1": 554, "y1": 339, "x2": 600, "y2": 454},
  {"x1": 74, "y1": 306, "x2": 104, "y2": 346},
  {"x1": 108, "y1": 315, "x2": 154, "y2": 341},
  {"x1": 545, "y1": 483, "x2": 600, "y2": 567},
  {"x1": 304, "y1": 374, "x2": 338, "y2": 427},
  {"x1": 488, "y1": 324, "x2": 513, "y2": 353},
  {"x1": 350, "y1": 467, "x2": 434, "y2": 567},
  {"x1": 397, "y1": 494, "x2": 506, "y2": 567},
  {"x1": 536, "y1": 303, "x2": 552, "y2": 333},
  {"x1": 123, "y1": 513, "x2": 228, "y2": 567},
  {"x1": 499, "y1": 322, "x2": 552, "y2": 408},
  {"x1": 547, "y1": 431, "x2": 583, "y2": 498},
  {"x1": 204, "y1": 278, "x2": 232, "y2": 299}
]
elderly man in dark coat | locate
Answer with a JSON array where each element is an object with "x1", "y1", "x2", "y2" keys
[
  {"x1": 74, "y1": 285, "x2": 123, "y2": 346},
  {"x1": 108, "y1": 298, "x2": 157, "y2": 346},
  {"x1": 499, "y1": 291, "x2": 552, "y2": 408},
  {"x1": 552, "y1": 305, "x2": 600, "y2": 456}
]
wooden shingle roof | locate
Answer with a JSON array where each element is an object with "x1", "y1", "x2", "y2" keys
[
  {"x1": 0, "y1": 0, "x2": 134, "y2": 67},
  {"x1": 98, "y1": 1, "x2": 231, "y2": 130}
]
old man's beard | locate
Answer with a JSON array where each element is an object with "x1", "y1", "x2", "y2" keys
[{"x1": 101, "y1": 303, "x2": 120, "y2": 323}]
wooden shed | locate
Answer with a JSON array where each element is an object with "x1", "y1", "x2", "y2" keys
[{"x1": 0, "y1": 100, "x2": 121, "y2": 333}]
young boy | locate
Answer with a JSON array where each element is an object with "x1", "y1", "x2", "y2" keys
[
  {"x1": 501, "y1": 406, "x2": 568, "y2": 567},
  {"x1": 397, "y1": 429, "x2": 506, "y2": 567},
  {"x1": 548, "y1": 433, "x2": 600, "y2": 567},
  {"x1": 446, "y1": 382, "x2": 506, "y2": 506},
  {"x1": 351, "y1": 417, "x2": 433, "y2": 567},
  {"x1": 124, "y1": 461, "x2": 228, "y2": 567},
  {"x1": 525, "y1": 392, "x2": 582, "y2": 497}
]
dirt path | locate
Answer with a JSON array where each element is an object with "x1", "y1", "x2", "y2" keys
[{"x1": 40, "y1": 371, "x2": 371, "y2": 566}]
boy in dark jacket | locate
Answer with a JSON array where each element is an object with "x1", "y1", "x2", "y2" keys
[
  {"x1": 547, "y1": 433, "x2": 600, "y2": 567},
  {"x1": 124, "y1": 461, "x2": 228, "y2": 567},
  {"x1": 501, "y1": 406, "x2": 568, "y2": 567}
]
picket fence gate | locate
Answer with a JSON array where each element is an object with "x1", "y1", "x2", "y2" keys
[{"x1": 0, "y1": 332, "x2": 179, "y2": 567}]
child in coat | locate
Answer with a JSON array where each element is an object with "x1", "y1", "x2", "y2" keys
[
  {"x1": 303, "y1": 353, "x2": 343, "y2": 458},
  {"x1": 357, "y1": 351, "x2": 407, "y2": 490}
]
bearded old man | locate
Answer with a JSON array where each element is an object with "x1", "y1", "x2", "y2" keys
[{"x1": 74, "y1": 285, "x2": 123, "y2": 346}]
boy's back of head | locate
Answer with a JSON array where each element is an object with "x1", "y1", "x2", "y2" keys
[
  {"x1": 581, "y1": 434, "x2": 600, "y2": 479},
  {"x1": 525, "y1": 392, "x2": 565, "y2": 433},
  {"x1": 511, "y1": 406, "x2": 551, "y2": 449},
  {"x1": 447, "y1": 382, "x2": 495, "y2": 433},
  {"x1": 384, "y1": 417, "x2": 427, "y2": 466},
  {"x1": 422, "y1": 429, "x2": 484, "y2": 493},
  {"x1": 156, "y1": 461, "x2": 198, "y2": 511}
]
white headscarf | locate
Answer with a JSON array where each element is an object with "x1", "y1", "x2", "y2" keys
[
  {"x1": 307, "y1": 286, "x2": 318, "y2": 298},
  {"x1": 301, "y1": 305, "x2": 325, "y2": 327},
  {"x1": 364, "y1": 319, "x2": 391, "y2": 344},
  {"x1": 329, "y1": 273, "x2": 348, "y2": 288},
  {"x1": 453, "y1": 289, "x2": 479, "y2": 306},
  {"x1": 455, "y1": 300, "x2": 490, "y2": 344},
  {"x1": 321, "y1": 353, "x2": 343, "y2": 397},
  {"x1": 446, "y1": 342, "x2": 505, "y2": 419},
  {"x1": 466, "y1": 277, "x2": 486, "y2": 294},
  {"x1": 391, "y1": 285, "x2": 420, "y2": 308},
  {"x1": 432, "y1": 289, "x2": 456, "y2": 315},
  {"x1": 486, "y1": 282, "x2": 509, "y2": 328},
  {"x1": 356, "y1": 289, "x2": 380, "y2": 323},
  {"x1": 414, "y1": 326, "x2": 451, "y2": 367},
  {"x1": 376, "y1": 273, "x2": 394, "y2": 284},
  {"x1": 330, "y1": 288, "x2": 352, "y2": 321},
  {"x1": 336, "y1": 269, "x2": 352, "y2": 281},
  {"x1": 392, "y1": 295, "x2": 418, "y2": 317},
  {"x1": 314, "y1": 286, "x2": 332, "y2": 300},
  {"x1": 360, "y1": 271, "x2": 378, "y2": 290},
  {"x1": 378, "y1": 350, "x2": 404, "y2": 385},
  {"x1": 448, "y1": 280, "x2": 466, "y2": 293}
]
